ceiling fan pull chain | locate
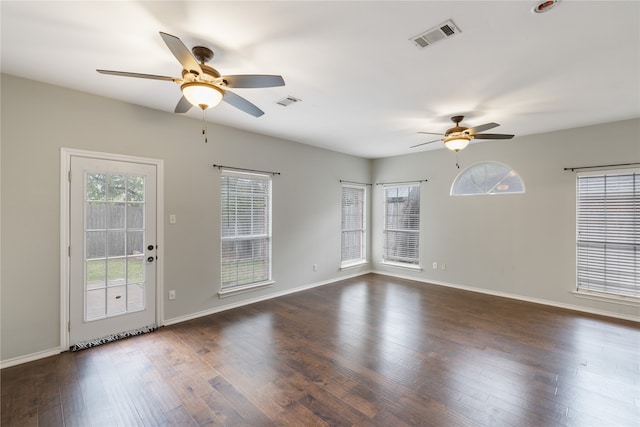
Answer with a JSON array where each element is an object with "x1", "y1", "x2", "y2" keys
[
  {"x1": 455, "y1": 152, "x2": 461, "y2": 169},
  {"x1": 202, "y1": 109, "x2": 208, "y2": 143}
]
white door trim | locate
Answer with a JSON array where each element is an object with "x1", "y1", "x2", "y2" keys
[{"x1": 60, "y1": 148, "x2": 164, "y2": 350}]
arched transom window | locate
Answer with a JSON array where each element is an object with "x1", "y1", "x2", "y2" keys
[{"x1": 451, "y1": 161, "x2": 525, "y2": 196}]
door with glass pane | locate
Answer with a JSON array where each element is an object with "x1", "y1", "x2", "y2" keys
[{"x1": 69, "y1": 156, "x2": 157, "y2": 346}]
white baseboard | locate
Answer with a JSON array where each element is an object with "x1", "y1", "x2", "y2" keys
[
  {"x1": 164, "y1": 269, "x2": 373, "y2": 326},
  {"x1": 6, "y1": 268, "x2": 634, "y2": 369},
  {"x1": 1, "y1": 347, "x2": 62, "y2": 369},
  {"x1": 372, "y1": 269, "x2": 640, "y2": 323},
  {"x1": 1, "y1": 271, "x2": 372, "y2": 369}
]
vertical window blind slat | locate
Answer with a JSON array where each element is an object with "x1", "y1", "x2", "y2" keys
[{"x1": 576, "y1": 171, "x2": 639, "y2": 298}]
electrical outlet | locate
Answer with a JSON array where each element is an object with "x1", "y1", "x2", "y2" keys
[
  {"x1": 432, "y1": 262, "x2": 438, "y2": 270},
  {"x1": 169, "y1": 214, "x2": 177, "y2": 224},
  {"x1": 169, "y1": 290, "x2": 176, "y2": 300},
  {"x1": 313, "y1": 264, "x2": 318, "y2": 272},
  {"x1": 440, "y1": 263, "x2": 447, "y2": 270}
]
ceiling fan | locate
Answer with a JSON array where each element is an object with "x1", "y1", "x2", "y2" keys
[
  {"x1": 97, "y1": 32, "x2": 285, "y2": 117},
  {"x1": 412, "y1": 115, "x2": 514, "y2": 152}
]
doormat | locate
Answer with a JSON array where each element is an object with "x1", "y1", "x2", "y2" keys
[{"x1": 70, "y1": 323, "x2": 157, "y2": 352}]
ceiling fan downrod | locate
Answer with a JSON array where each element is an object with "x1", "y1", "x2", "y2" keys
[{"x1": 191, "y1": 46, "x2": 214, "y2": 64}]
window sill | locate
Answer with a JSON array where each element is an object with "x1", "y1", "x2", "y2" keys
[
  {"x1": 571, "y1": 290, "x2": 640, "y2": 307},
  {"x1": 381, "y1": 261, "x2": 423, "y2": 271},
  {"x1": 340, "y1": 260, "x2": 368, "y2": 270},
  {"x1": 218, "y1": 281, "x2": 275, "y2": 299}
]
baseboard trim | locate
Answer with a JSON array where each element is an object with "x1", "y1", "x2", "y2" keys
[
  {"x1": 2, "y1": 271, "x2": 372, "y2": 368},
  {"x1": 164, "y1": 269, "x2": 373, "y2": 326},
  {"x1": 1, "y1": 347, "x2": 62, "y2": 370},
  {"x1": 372, "y1": 270, "x2": 640, "y2": 323},
  {"x1": 7, "y1": 268, "x2": 633, "y2": 368}
]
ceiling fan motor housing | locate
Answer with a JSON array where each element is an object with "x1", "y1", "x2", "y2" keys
[
  {"x1": 445, "y1": 125, "x2": 468, "y2": 136},
  {"x1": 445, "y1": 115, "x2": 469, "y2": 136},
  {"x1": 181, "y1": 65, "x2": 221, "y2": 84}
]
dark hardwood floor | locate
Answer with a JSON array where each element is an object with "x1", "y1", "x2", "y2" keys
[{"x1": 2, "y1": 273, "x2": 639, "y2": 426}]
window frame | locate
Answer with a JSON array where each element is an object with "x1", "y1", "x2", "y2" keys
[
  {"x1": 574, "y1": 168, "x2": 639, "y2": 303},
  {"x1": 219, "y1": 169, "x2": 273, "y2": 297},
  {"x1": 340, "y1": 184, "x2": 367, "y2": 269},
  {"x1": 382, "y1": 183, "x2": 421, "y2": 269}
]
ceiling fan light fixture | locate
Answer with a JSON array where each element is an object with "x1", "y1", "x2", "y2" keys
[
  {"x1": 444, "y1": 135, "x2": 471, "y2": 152},
  {"x1": 181, "y1": 82, "x2": 224, "y2": 110}
]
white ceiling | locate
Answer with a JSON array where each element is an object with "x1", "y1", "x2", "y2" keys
[{"x1": 1, "y1": 1, "x2": 639, "y2": 159}]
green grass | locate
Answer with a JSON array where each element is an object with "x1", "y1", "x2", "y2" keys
[
  {"x1": 221, "y1": 260, "x2": 268, "y2": 287},
  {"x1": 86, "y1": 257, "x2": 144, "y2": 285}
]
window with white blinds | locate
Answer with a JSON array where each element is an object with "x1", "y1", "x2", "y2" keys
[
  {"x1": 341, "y1": 185, "x2": 366, "y2": 267},
  {"x1": 383, "y1": 184, "x2": 420, "y2": 266},
  {"x1": 576, "y1": 170, "x2": 639, "y2": 299},
  {"x1": 220, "y1": 170, "x2": 272, "y2": 291}
]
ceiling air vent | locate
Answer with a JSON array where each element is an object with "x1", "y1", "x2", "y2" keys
[
  {"x1": 277, "y1": 96, "x2": 302, "y2": 107},
  {"x1": 410, "y1": 19, "x2": 461, "y2": 49}
]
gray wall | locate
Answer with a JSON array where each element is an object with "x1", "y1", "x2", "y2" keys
[
  {"x1": 1, "y1": 73, "x2": 638, "y2": 364},
  {"x1": 0, "y1": 74, "x2": 371, "y2": 362},
  {"x1": 371, "y1": 117, "x2": 640, "y2": 319}
]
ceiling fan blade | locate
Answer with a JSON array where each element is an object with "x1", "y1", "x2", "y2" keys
[
  {"x1": 410, "y1": 138, "x2": 442, "y2": 148},
  {"x1": 417, "y1": 131, "x2": 443, "y2": 136},
  {"x1": 174, "y1": 95, "x2": 192, "y2": 113},
  {"x1": 97, "y1": 69, "x2": 176, "y2": 81},
  {"x1": 159, "y1": 32, "x2": 202, "y2": 74},
  {"x1": 465, "y1": 122, "x2": 499, "y2": 135},
  {"x1": 473, "y1": 133, "x2": 515, "y2": 140},
  {"x1": 222, "y1": 90, "x2": 264, "y2": 117},
  {"x1": 223, "y1": 75, "x2": 285, "y2": 88}
]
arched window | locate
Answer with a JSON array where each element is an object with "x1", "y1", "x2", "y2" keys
[{"x1": 451, "y1": 161, "x2": 525, "y2": 196}]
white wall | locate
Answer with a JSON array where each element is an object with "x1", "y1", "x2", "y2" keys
[
  {"x1": 371, "y1": 117, "x2": 640, "y2": 320},
  {"x1": 0, "y1": 74, "x2": 371, "y2": 363}
]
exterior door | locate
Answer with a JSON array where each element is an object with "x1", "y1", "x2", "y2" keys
[{"x1": 69, "y1": 156, "x2": 157, "y2": 347}]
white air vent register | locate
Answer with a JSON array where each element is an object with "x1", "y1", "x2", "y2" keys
[
  {"x1": 410, "y1": 19, "x2": 461, "y2": 49},
  {"x1": 277, "y1": 96, "x2": 302, "y2": 107}
]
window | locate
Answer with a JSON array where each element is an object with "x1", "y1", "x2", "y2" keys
[
  {"x1": 383, "y1": 184, "x2": 420, "y2": 267},
  {"x1": 341, "y1": 185, "x2": 366, "y2": 267},
  {"x1": 576, "y1": 170, "x2": 639, "y2": 299},
  {"x1": 451, "y1": 161, "x2": 525, "y2": 196},
  {"x1": 220, "y1": 170, "x2": 272, "y2": 293}
]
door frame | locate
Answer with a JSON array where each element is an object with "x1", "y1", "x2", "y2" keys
[{"x1": 60, "y1": 148, "x2": 164, "y2": 350}]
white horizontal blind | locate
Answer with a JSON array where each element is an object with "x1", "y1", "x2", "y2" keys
[
  {"x1": 221, "y1": 171, "x2": 272, "y2": 290},
  {"x1": 383, "y1": 184, "x2": 420, "y2": 265},
  {"x1": 341, "y1": 185, "x2": 366, "y2": 265},
  {"x1": 577, "y1": 171, "x2": 639, "y2": 298}
]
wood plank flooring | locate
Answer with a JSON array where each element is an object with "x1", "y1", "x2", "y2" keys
[{"x1": 2, "y1": 273, "x2": 639, "y2": 426}]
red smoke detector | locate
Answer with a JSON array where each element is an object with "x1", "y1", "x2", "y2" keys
[{"x1": 532, "y1": 0, "x2": 559, "y2": 14}]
